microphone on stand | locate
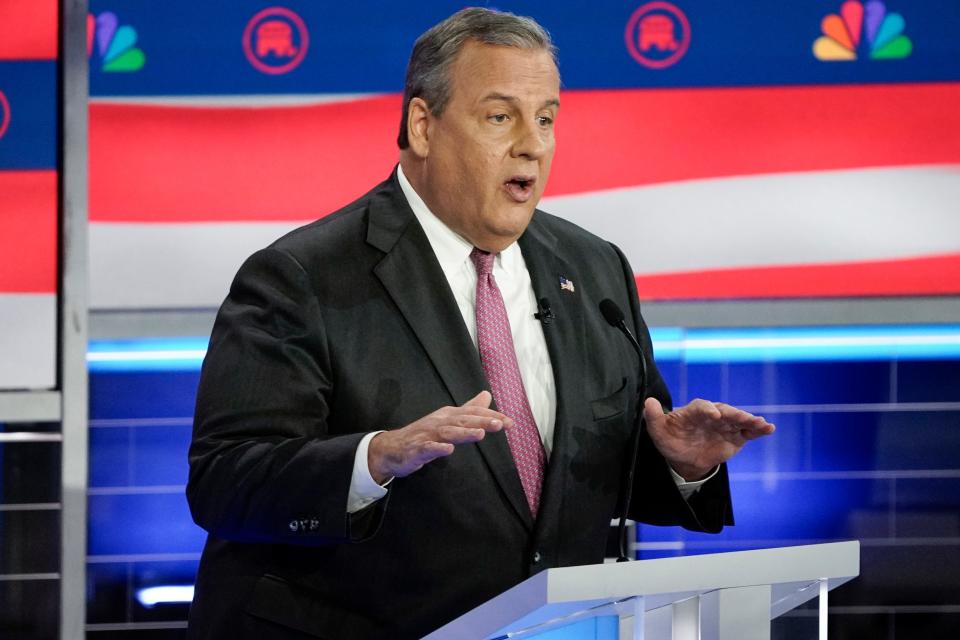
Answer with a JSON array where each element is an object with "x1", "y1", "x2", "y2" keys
[{"x1": 599, "y1": 298, "x2": 648, "y2": 563}]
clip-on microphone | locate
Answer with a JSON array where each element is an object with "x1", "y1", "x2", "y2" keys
[{"x1": 534, "y1": 297, "x2": 554, "y2": 324}]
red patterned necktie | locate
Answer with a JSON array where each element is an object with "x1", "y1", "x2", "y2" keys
[{"x1": 470, "y1": 248, "x2": 546, "y2": 518}]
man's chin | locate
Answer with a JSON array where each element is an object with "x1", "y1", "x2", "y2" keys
[{"x1": 483, "y1": 215, "x2": 536, "y2": 250}]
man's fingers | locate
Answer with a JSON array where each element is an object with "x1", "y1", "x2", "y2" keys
[
  {"x1": 372, "y1": 396, "x2": 519, "y2": 480},
  {"x1": 714, "y1": 403, "x2": 748, "y2": 421},
  {"x1": 717, "y1": 404, "x2": 774, "y2": 429},
  {"x1": 643, "y1": 396, "x2": 666, "y2": 420},
  {"x1": 714, "y1": 403, "x2": 775, "y2": 433},
  {"x1": 716, "y1": 403, "x2": 761, "y2": 425},
  {"x1": 449, "y1": 394, "x2": 514, "y2": 429},
  {"x1": 418, "y1": 441, "x2": 455, "y2": 460},
  {"x1": 689, "y1": 398, "x2": 723, "y2": 420},
  {"x1": 740, "y1": 420, "x2": 776, "y2": 437},
  {"x1": 395, "y1": 440, "x2": 457, "y2": 476},
  {"x1": 437, "y1": 425, "x2": 488, "y2": 444},
  {"x1": 463, "y1": 390, "x2": 493, "y2": 408},
  {"x1": 739, "y1": 426, "x2": 773, "y2": 441},
  {"x1": 445, "y1": 411, "x2": 511, "y2": 432}
]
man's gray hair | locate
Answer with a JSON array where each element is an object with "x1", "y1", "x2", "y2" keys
[{"x1": 397, "y1": 7, "x2": 557, "y2": 149}]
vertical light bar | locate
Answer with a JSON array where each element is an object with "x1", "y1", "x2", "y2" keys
[
  {"x1": 819, "y1": 579, "x2": 828, "y2": 640},
  {"x1": 59, "y1": 0, "x2": 89, "y2": 638}
]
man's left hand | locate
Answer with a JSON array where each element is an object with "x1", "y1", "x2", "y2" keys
[{"x1": 644, "y1": 398, "x2": 775, "y2": 481}]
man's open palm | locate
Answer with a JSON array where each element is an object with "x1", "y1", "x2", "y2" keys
[{"x1": 644, "y1": 397, "x2": 775, "y2": 481}]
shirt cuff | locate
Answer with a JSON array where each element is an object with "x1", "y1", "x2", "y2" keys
[
  {"x1": 669, "y1": 465, "x2": 720, "y2": 501},
  {"x1": 347, "y1": 431, "x2": 391, "y2": 514}
]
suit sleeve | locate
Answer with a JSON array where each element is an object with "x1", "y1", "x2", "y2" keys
[
  {"x1": 610, "y1": 243, "x2": 734, "y2": 533},
  {"x1": 186, "y1": 247, "x2": 387, "y2": 546}
]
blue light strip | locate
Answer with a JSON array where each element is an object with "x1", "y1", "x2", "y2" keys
[
  {"x1": 87, "y1": 325, "x2": 960, "y2": 371},
  {"x1": 135, "y1": 585, "x2": 195, "y2": 607},
  {"x1": 87, "y1": 337, "x2": 209, "y2": 371},
  {"x1": 650, "y1": 325, "x2": 960, "y2": 363}
]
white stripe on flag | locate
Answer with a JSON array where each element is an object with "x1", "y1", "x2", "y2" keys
[
  {"x1": 542, "y1": 164, "x2": 960, "y2": 275},
  {"x1": 89, "y1": 165, "x2": 960, "y2": 309},
  {"x1": 0, "y1": 294, "x2": 57, "y2": 389},
  {"x1": 90, "y1": 222, "x2": 300, "y2": 309}
]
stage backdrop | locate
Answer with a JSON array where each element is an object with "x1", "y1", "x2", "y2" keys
[
  {"x1": 0, "y1": 1, "x2": 59, "y2": 388},
  {"x1": 85, "y1": 0, "x2": 960, "y2": 308}
]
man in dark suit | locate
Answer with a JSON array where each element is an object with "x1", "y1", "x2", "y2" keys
[{"x1": 186, "y1": 8, "x2": 773, "y2": 639}]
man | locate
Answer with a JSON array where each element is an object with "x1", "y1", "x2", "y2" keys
[{"x1": 186, "y1": 8, "x2": 773, "y2": 639}]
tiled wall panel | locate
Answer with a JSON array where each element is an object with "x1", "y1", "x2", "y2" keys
[
  {"x1": 87, "y1": 371, "x2": 201, "y2": 636},
  {"x1": 0, "y1": 432, "x2": 61, "y2": 638},
  {"x1": 86, "y1": 353, "x2": 960, "y2": 637},
  {"x1": 637, "y1": 356, "x2": 960, "y2": 638}
]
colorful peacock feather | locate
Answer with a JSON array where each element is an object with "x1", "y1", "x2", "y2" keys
[
  {"x1": 813, "y1": 1, "x2": 912, "y2": 61},
  {"x1": 86, "y1": 11, "x2": 146, "y2": 72}
]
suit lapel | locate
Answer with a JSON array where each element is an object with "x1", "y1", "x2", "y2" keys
[
  {"x1": 368, "y1": 182, "x2": 482, "y2": 407},
  {"x1": 367, "y1": 174, "x2": 534, "y2": 531},
  {"x1": 518, "y1": 215, "x2": 588, "y2": 536}
]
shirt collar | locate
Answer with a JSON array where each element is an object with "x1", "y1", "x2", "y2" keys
[{"x1": 396, "y1": 163, "x2": 521, "y2": 274}]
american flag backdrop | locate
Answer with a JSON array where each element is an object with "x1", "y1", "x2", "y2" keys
[
  {"x1": 0, "y1": 1, "x2": 58, "y2": 388},
  {"x1": 4, "y1": 0, "x2": 960, "y2": 319}
]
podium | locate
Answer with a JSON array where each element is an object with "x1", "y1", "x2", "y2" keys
[{"x1": 424, "y1": 541, "x2": 859, "y2": 640}]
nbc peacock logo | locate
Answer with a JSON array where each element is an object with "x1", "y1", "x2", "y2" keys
[
  {"x1": 86, "y1": 11, "x2": 146, "y2": 72},
  {"x1": 813, "y1": 0, "x2": 912, "y2": 61}
]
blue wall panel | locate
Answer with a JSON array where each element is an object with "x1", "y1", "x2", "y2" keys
[
  {"x1": 719, "y1": 412, "x2": 808, "y2": 473},
  {"x1": 88, "y1": 492, "x2": 205, "y2": 556},
  {"x1": 90, "y1": 371, "x2": 200, "y2": 419},
  {"x1": 896, "y1": 360, "x2": 960, "y2": 403},
  {"x1": 85, "y1": 336, "x2": 960, "y2": 635},
  {"x1": 0, "y1": 61, "x2": 58, "y2": 169}
]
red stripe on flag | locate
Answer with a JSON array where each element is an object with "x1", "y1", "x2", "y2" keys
[
  {"x1": 89, "y1": 83, "x2": 960, "y2": 223},
  {"x1": 0, "y1": 0, "x2": 58, "y2": 60},
  {"x1": 550, "y1": 82, "x2": 960, "y2": 197},
  {"x1": 635, "y1": 253, "x2": 960, "y2": 300},
  {"x1": 90, "y1": 97, "x2": 402, "y2": 223},
  {"x1": 0, "y1": 171, "x2": 58, "y2": 293}
]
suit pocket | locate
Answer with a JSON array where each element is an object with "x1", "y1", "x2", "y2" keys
[
  {"x1": 590, "y1": 377, "x2": 628, "y2": 422},
  {"x1": 244, "y1": 574, "x2": 383, "y2": 639}
]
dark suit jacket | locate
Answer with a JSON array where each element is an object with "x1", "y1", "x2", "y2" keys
[{"x1": 186, "y1": 171, "x2": 733, "y2": 640}]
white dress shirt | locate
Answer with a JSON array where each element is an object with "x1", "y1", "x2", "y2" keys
[{"x1": 346, "y1": 165, "x2": 712, "y2": 513}]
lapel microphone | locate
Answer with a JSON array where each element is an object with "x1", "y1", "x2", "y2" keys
[
  {"x1": 534, "y1": 297, "x2": 554, "y2": 324},
  {"x1": 599, "y1": 298, "x2": 649, "y2": 563}
]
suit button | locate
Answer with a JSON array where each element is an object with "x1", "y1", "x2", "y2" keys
[{"x1": 532, "y1": 551, "x2": 542, "y2": 564}]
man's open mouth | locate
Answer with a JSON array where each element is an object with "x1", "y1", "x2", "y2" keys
[{"x1": 504, "y1": 176, "x2": 536, "y2": 202}]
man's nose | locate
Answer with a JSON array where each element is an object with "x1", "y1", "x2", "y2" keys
[{"x1": 510, "y1": 119, "x2": 549, "y2": 159}]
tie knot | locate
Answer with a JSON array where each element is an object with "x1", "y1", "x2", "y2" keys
[{"x1": 470, "y1": 247, "x2": 496, "y2": 276}]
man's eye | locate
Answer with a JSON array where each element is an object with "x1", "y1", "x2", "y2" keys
[
  {"x1": 489, "y1": 114, "x2": 509, "y2": 123},
  {"x1": 537, "y1": 115, "x2": 554, "y2": 126}
]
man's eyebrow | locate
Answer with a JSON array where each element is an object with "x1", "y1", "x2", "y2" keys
[{"x1": 480, "y1": 93, "x2": 561, "y2": 108}]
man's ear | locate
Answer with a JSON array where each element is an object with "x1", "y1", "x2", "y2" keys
[{"x1": 406, "y1": 97, "x2": 431, "y2": 158}]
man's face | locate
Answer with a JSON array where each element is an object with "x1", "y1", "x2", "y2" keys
[{"x1": 418, "y1": 41, "x2": 560, "y2": 252}]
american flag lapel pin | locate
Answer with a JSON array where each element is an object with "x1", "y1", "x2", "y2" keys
[{"x1": 559, "y1": 276, "x2": 575, "y2": 293}]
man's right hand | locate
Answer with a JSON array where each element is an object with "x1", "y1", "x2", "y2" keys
[{"x1": 367, "y1": 391, "x2": 511, "y2": 484}]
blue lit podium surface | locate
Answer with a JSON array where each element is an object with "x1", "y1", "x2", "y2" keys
[{"x1": 425, "y1": 542, "x2": 860, "y2": 640}]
